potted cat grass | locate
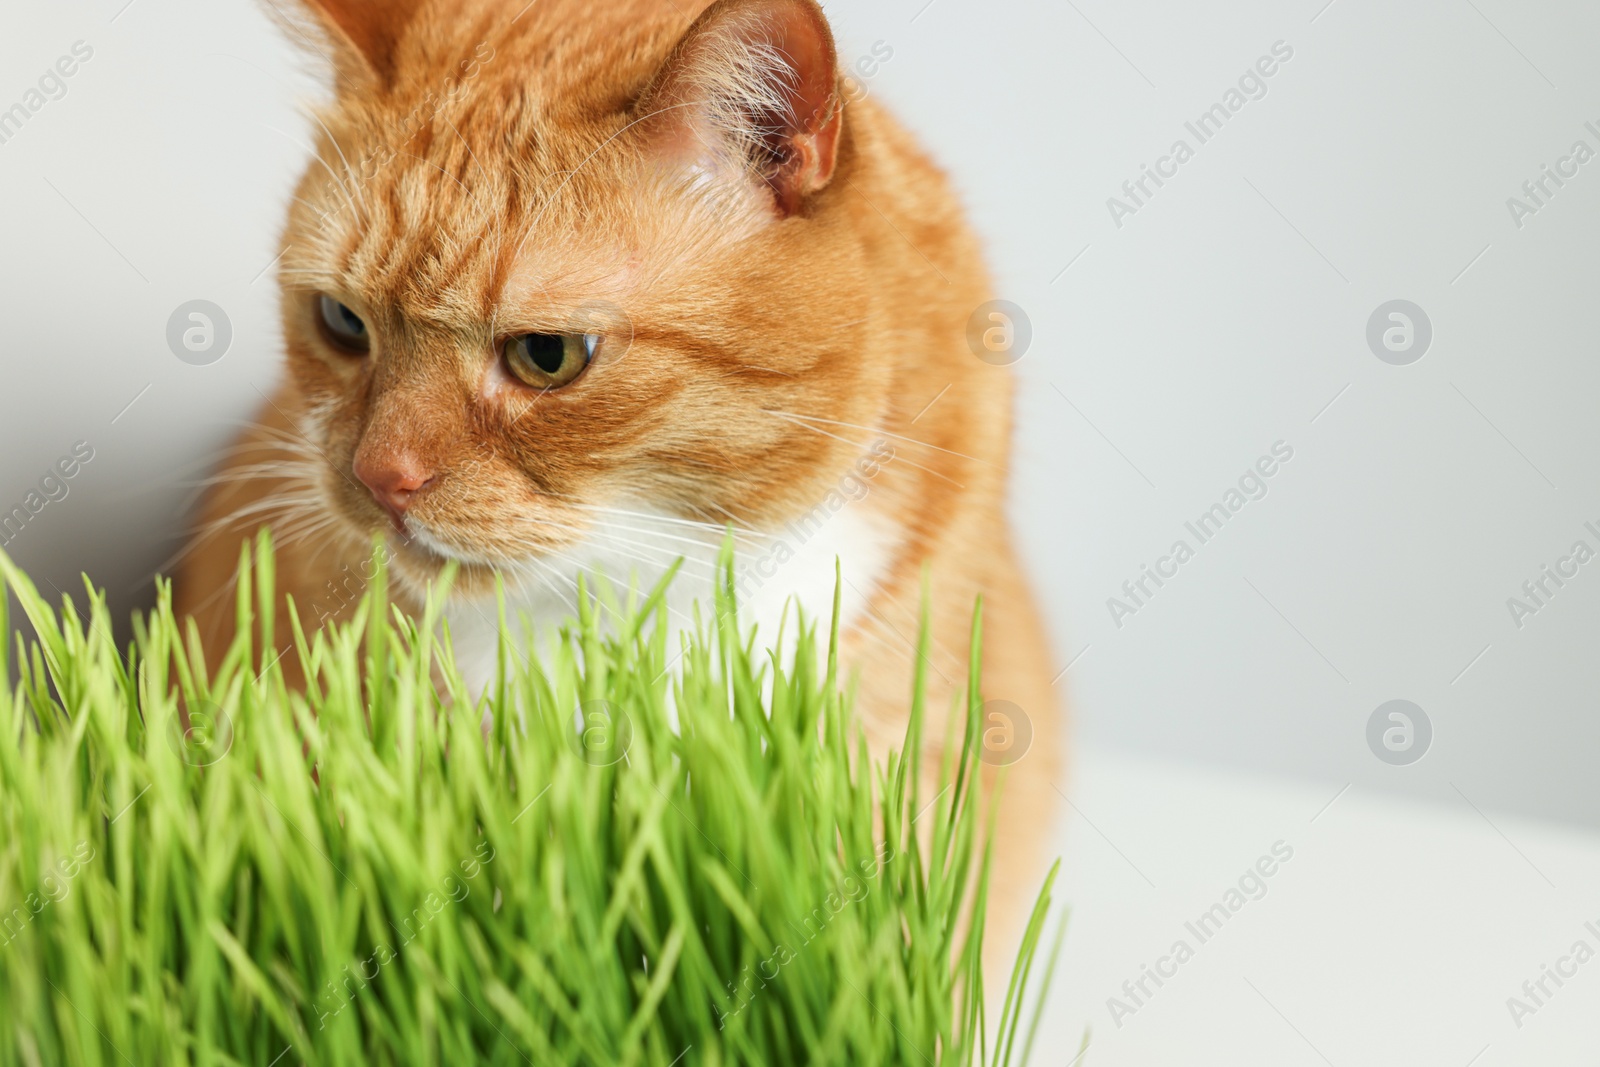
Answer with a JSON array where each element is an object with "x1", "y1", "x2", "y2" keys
[{"x1": 0, "y1": 536, "x2": 1064, "y2": 1065}]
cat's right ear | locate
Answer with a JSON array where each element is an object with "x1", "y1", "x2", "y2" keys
[
  {"x1": 268, "y1": 0, "x2": 424, "y2": 90},
  {"x1": 638, "y1": 0, "x2": 844, "y2": 218}
]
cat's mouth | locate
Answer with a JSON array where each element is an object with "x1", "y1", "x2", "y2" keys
[
  {"x1": 366, "y1": 521, "x2": 517, "y2": 600},
  {"x1": 327, "y1": 470, "x2": 523, "y2": 577},
  {"x1": 397, "y1": 523, "x2": 501, "y2": 569},
  {"x1": 375, "y1": 515, "x2": 575, "y2": 587}
]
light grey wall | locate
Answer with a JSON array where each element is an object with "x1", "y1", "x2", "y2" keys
[{"x1": 3, "y1": 0, "x2": 1596, "y2": 826}]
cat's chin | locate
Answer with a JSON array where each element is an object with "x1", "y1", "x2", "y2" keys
[
  {"x1": 390, "y1": 525, "x2": 483, "y2": 572},
  {"x1": 383, "y1": 524, "x2": 523, "y2": 598}
]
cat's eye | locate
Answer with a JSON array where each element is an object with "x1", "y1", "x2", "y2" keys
[
  {"x1": 502, "y1": 333, "x2": 596, "y2": 389},
  {"x1": 317, "y1": 295, "x2": 369, "y2": 354}
]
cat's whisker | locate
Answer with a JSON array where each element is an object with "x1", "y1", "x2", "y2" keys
[
  {"x1": 208, "y1": 417, "x2": 326, "y2": 451},
  {"x1": 686, "y1": 500, "x2": 802, "y2": 564},
  {"x1": 277, "y1": 264, "x2": 345, "y2": 284},
  {"x1": 209, "y1": 507, "x2": 326, "y2": 543},
  {"x1": 410, "y1": 510, "x2": 709, "y2": 585},
  {"x1": 528, "y1": 547, "x2": 640, "y2": 604},
  {"x1": 585, "y1": 542, "x2": 721, "y2": 582},
  {"x1": 499, "y1": 505, "x2": 733, "y2": 567},
  {"x1": 542, "y1": 526, "x2": 722, "y2": 580},
  {"x1": 695, "y1": 499, "x2": 763, "y2": 533},
  {"x1": 564, "y1": 501, "x2": 774, "y2": 545},
  {"x1": 183, "y1": 505, "x2": 319, "y2": 559},
  {"x1": 763, "y1": 409, "x2": 997, "y2": 469},
  {"x1": 577, "y1": 514, "x2": 758, "y2": 557},
  {"x1": 215, "y1": 443, "x2": 322, "y2": 469},
  {"x1": 478, "y1": 541, "x2": 644, "y2": 630},
  {"x1": 305, "y1": 109, "x2": 370, "y2": 212},
  {"x1": 207, "y1": 416, "x2": 337, "y2": 465},
  {"x1": 850, "y1": 606, "x2": 958, "y2": 687},
  {"x1": 274, "y1": 506, "x2": 343, "y2": 544},
  {"x1": 177, "y1": 570, "x2": 244, "y2": 641},
  {"x1": 762, "y1": 410, "x2": 964, "y2": 489},
  {"x1": 516, "y1": 561, "x2": 582, "y2": 620},
  {"x1": 524, "y1": 544, "x2": 689, "y2": 625},
  {"x1": 180, "y1": 461, "x2": 325, "y2": 491},
  {"x1": 150, "y1": 492, "x2": 324, "y2": 581},
  {"x1": 259, "y1": 122, "x2": 362, "y2": 225},
  {"x1": 558, "y1": 515, "x2": 728, "y2": 563},
  {"x1": 286, "y1": 196, "x2": 337, "y2": 223},
  {"x1": 170, "y1": 516, "x2": 358, "y2": 639},
  {"x1": 204, "y1": 492, "x2": 323, "y2": 528},
  {"x1": 508, "y1": 521, "x2": 723, "y2": 588}
]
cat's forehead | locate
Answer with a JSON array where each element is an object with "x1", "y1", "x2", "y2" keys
[
  {"x1": 297, "y1": 113, "x2": 636, "y2": 327},
  {"x1": 287, "y1": 0, "x2": 758, "y2": 328},
  {"x1": 295, "y1": 103, "x2": 754, "y2": 332}
]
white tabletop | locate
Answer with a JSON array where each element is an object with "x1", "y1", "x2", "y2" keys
[{"x1": 1023, "y1": 745, "x2": 1600, "y2": 1066}]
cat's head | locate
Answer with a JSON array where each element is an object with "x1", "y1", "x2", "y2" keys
[{"x1": 274, "y1": 0, "x2": 895, "y2": 596}]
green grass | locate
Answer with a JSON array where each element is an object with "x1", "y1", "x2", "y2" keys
[{"x1": 0, "y1": 533, "x2": 1059, "y2": 1066}]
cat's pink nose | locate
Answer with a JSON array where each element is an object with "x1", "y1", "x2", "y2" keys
[{"x1": 352, "y1": 451, "x2": 433, "y2": 529}]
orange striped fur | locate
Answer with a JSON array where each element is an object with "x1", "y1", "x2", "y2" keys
[{"x1": 177, "y1": 0, "x2": 1061, "y2": 967}]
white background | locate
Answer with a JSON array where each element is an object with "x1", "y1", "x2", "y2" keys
[{"x1": 2, "y1": 0, "x2": 1598, "y2": 1061}]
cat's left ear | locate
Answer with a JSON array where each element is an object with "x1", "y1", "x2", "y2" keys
[
  {"x1": 273, "y1": 0, "x2": 425, "y2": 89},
  {"x1": 638, "y1": 0, "x2": 844, "y2": 217}
]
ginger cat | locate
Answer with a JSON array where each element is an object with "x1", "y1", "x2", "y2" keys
[{"x1": 179, "y1": 0, "x2": 1060, "y2": 971}]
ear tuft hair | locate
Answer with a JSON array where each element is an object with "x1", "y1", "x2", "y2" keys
[
  {"x1": 640, "y1": 0, "x2": 844, "y2": 217},
  {"x1": 265, "y1": 0, "x2": 425, "y2": 90}
]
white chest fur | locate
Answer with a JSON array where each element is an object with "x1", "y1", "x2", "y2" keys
[{"x1": 440, "y1": 500, "x2": 899, "y2": 693}]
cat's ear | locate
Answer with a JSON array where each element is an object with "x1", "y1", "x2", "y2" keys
[
  {"x1": 271, "y1": 0, "x2": 425, "y2": 88},
  {"x1": 639, "y1": 0, "x2": 844, "y2": 217}
]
